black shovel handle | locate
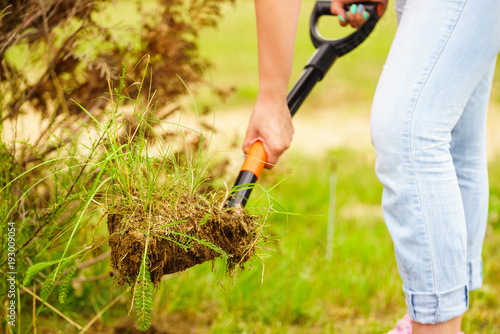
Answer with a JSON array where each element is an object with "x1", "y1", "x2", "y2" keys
[
  {"x1": 311, "y1": 2, "x2": 382, "y2": 54},
  {"x1": 288, "y1": 2, "x2": 381, "y2": 116},
  {"x1": 226, "y1": 1, "x2": 382, "y2": 209}
]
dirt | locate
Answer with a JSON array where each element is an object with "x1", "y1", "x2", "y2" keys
[{"x1": 107, "y1": 192, "x2": 258, "y2": 287}]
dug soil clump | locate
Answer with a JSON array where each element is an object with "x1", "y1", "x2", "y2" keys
[{"x1": 107, "y1": 192, "x2": 258, "y2": 286}]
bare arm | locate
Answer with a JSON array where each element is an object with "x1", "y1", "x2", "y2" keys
[{"x1": 242, "y1": 0, "x2": 301, "y2": 169}]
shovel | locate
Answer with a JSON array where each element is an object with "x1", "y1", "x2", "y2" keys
[{"x1": 226, "y1": 1, "x2": 382, "y2": 209}]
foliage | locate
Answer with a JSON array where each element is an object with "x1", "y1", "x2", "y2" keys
[
  {"x1": 134, "y1": 261, "x2": 155, "y2": 331},
  {"x1": 0, "y1": 57, "x2": 250, "y2": 331},
  {"x1": 163, "y1": 229, "x2": 232, "y2": 259},
  {"x1": 0, "y1": 1, "x2": 236, "y2": 328},
  {"x1": 58, "y1": 261, "x2": 78, "y2": 304},
  {"x1": 0, "y1": 0, "x2": 234, "y2": 162},
  {"x1": 22, "y1": 254, "x2": 77, "y2": 286},
  {"x1": 39, "y1": 259, "x2": 74, "y2": 301},
  {"x1": 134, "y1": 238, "x2": 155, "y2": 331}
]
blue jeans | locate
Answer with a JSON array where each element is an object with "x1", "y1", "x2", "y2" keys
[{"x1": 370, "y1": 0, "x2": 500, "y2": 324}]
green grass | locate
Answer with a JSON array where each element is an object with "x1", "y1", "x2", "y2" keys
[
  {"x1": 103, "y1": 148, "x2": 498, "y2": 333},
  {"x1": 17, "y1": 143, "x2": 500, "y2": 332}
]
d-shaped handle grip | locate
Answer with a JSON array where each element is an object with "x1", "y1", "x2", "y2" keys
[{"x1": 310, "y1": 2, "x2": 382, "y2": 56}]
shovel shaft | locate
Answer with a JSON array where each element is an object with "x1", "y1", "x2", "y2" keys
[
  {"x1": 287, "y1": 66, "x2": 324, "y2": 116},
  {"x1": 225, "y1": 142, "x2": 267, "y2": 208}
]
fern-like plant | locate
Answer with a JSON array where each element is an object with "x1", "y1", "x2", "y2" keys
[
  {"x1": 58, "y1": 262, "x2": 79, "y2": 304},
  {"x1": 22, "y1": 254, "x2": 78, "y2": 286},
  {"x1": 134, "y1": 250, "x2": 155, "y2": 331}
]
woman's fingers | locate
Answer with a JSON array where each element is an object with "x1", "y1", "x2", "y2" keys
[
  {"x1": 346, "y1": 3, "x2": 370, "y2": 28},
  {"x1": 330, "y1": 1, "x2": 349, "y2": 26},
  {"x1": 330, "y1": 1, "x2": 383, "y2": 28}
]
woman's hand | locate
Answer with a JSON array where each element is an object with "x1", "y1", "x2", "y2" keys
[
  {"x1": 330, "y1": 0, "x2": 388, "y2": 28},
  {"x1": 242, "y1": 94, "x2": 293, "y2": 169}
]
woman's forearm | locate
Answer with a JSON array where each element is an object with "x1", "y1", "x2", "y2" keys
[{"x1": 254, "y1": 0, "x2": 301, "y2": 101}]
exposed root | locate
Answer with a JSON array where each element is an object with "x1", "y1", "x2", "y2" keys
[{"x1": 107, "y1": 192, "x2": 259, "y2": 287}]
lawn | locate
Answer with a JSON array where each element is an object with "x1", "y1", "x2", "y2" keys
[{"x1": 82, "y1": 148, "x2": 500, "y2": 333}]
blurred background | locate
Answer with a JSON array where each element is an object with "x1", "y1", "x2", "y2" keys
[{"x1": 1, "y1": 0, "x2": 499, "y2": 333}]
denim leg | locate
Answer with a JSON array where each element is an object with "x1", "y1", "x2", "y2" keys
[
  {"x1": 370, "y1": 0, "x2": 500, "y2": 324},
  {"x1": 451, "y1": 60, "x2": 496, "y2": 291},
  {"x1": 394, "y1": 0, "x2": 406, "y2": 23}
]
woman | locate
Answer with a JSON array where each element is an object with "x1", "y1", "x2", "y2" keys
[{"x1": 243, "y1": 0, "x2": 500, "y2": 333}]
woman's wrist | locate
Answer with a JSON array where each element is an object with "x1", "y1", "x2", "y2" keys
[
  {"x1": 254, "y1": 95, "x2": 289, "y2": 119},
  {"x1": 256, "y1": 85, "x2": 288, "y2": 105}
]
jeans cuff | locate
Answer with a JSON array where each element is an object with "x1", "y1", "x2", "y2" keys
[
  {"x1": 404, "y1": 284, "x2": 469, "y2": 324},
  {"x1": 468, "y1": 257, "x2": 483, "y2": 291}
]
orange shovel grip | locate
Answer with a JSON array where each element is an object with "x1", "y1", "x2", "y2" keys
[
  {"x1": 240, "y1": 141, "x2": 267, "y2": 178},
  {"x1": 377, "y1": 3, "x2": 384, "y2": 17}
]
